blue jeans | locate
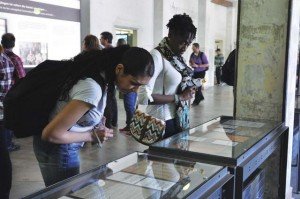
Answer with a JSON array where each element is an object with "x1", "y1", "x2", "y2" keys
[
  {"x1": 33, "y1": 135, "x2": 80, "y2": 186},
  {"x1": 123, "y1": 92, "x2": 137, "y2": 127},
  {"x1": 2, "y1": 128, "x2": 13, "y2": 149}
]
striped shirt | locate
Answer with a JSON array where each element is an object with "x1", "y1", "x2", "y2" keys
[
  {"x1": 0, "y1": 53, "x2": 15, "y2": 102},
  {"x1": 4, "y1": 49, "x2": 26, "y2": 81}
]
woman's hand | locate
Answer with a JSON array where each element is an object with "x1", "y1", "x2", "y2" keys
[
  {"x1": 93, "y1": 126, "x2": 114, "y2": 143},
  {"x1": 179, "y1": 87, "x2": 196, "y2": 101}
]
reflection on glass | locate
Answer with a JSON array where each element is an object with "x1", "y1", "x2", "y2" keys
[
  {"x1": 63, "y1": 152, "x2": 223, "y2": 199},
  {"x1": 153, "y1": 117, "x2": 281, "y2": 158}
]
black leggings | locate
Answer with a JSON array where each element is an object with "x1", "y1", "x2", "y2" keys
[
  {"x1": 164, "y1": 119, "x2": 181, "y2": 139},
  {"x1": 193, "y1": 72, "x2": 206, "y2": 104}
]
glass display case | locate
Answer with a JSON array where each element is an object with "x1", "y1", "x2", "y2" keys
[
  {"x1": 24, "y1": 152, "x2": 233, "y2": 199},
  {"x1": 149, "y1": 116, "x2": 288, "y2": 198},
  {"x1": 150, "y1": 116, "x2": 282, "y2": 165}
]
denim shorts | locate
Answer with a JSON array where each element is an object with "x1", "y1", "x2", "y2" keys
[{"x1": 33, "y1": 135, "x2": 81, "y2": 186}]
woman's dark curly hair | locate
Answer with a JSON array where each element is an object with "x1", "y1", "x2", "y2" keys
[
  {"x1": 60, "y1": 45, "x2": 154, "y2": 101},
  {"x1": 167, "y1": 13, "x2": 197, "y2": 40}
]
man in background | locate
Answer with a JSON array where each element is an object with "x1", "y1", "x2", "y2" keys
[
  {"x1": 116, "y1": 39, "x2": 137, "y2": 134},
  {"x1": 82, "y1": 34, "x2": 100, "y2": 52},
  {"x1": 100, "y1": 31, "x2": 118, "y2": 128},
  {"x1": 100, "y1": 31, "x2": 113, "y2": 49},
  {"x1": 189, "y1": 43, "x2": 209, "y2": 105},
  {"x1": 1, "y1": 33, "x2": 26, "y2": 152},
  {"x1": 0, "y1": 44, "x2": 12, "y2": 199},
  {"x1": 214, "y1": 48, "x2": 224, "y2": 85},
  {"x1": 2, "y1": 33, "x2": 25, "y2": 83}
]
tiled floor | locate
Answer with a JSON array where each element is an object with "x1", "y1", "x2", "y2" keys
[{"x1": 10, "y1": 85, "x2": 234, "y2": 198}]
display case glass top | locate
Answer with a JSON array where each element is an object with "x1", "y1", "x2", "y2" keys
[
  {"x1": 29, "y1": 152, "x2": 225, "y2": 199},
  {"x1": 151, "y1": 117, "x2": 281, "y2": 160}
]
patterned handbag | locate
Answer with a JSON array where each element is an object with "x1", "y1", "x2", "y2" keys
[
  {"x1": 130, "y1": 110, "x2": 166, "y2": 146},
  {"x1": 130, "y1": 54, "x2": 166, "y2": 146}
]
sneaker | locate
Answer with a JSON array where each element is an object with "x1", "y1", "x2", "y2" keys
[{"x1": 8, "y1": 144, "x2": 20, "y2": 152}]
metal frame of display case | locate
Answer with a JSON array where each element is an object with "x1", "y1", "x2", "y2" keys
[
  {"x1": 295, "y1": 108, "x2": 300, "y2": 193},
  {"x1": 149, "y1": 116, "x2": 289, "y2": 199},
  {"x1": 23, "y1": 152, "x2": 234, "y2": 199}
]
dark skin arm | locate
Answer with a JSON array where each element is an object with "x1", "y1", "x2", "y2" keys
[{"x1": 149, "y1": 87, "x2": 196, "y2": 105}]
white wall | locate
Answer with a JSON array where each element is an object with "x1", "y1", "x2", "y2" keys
[
  {"x1": 89, "y1": 0, "x2": 154, "y2": 51},
  {"x1": 162, "y1": 0, "x2": 198, "y2": 61},
  {"x1": 88, "y1": 0, "x2": 237, "y2": 87},
  {"x1": 196, "y1": 1, "x2": 237, "y2": 87}
]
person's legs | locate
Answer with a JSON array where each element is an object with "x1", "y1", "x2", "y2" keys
[
  {"x1": 0, "y1": 126, "x2": 12, "y2": 199},
  {"x1": 4, "y1": 128, "x2": 20, "y2": 152},
  {"x1": 33, "y1": 136, "x2": 80, "y2": 187},
  {"x1": 104, "y1": 88, "x2": 118, "y2": 128},
  {"x1": 192, "y1": 72, "x2": 205, "y2": 105},
  {"x1": 123, "y1": 92, "x2": 137, "y2": 129},
  {"x1": 216, "y1": 67, "x2": 221, "y2": 84},
  {"x1": 111, "y1": 92, "x2": 118, "y2": 127},
  {"x1": 193, "y1": 86, "x2": 204, "y2": 105}
]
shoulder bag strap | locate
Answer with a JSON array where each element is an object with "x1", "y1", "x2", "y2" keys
[{"x1": 161, "y1": 53, "x2": 165, "y2": 95}]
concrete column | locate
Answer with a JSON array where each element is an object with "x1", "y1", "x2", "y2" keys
[
  {"x1": 197, "y1": 0, "x2": 207, "y2": 50},
  {"x1": 235, "y1": 0, "x2": 295, "y2": 197},
  {"x1": 153, "y1": 0, "x2": 164, "y2": 46},
  {"x1": 198, "y1": 0, "x2": 215, "y2": 87},
  {"x1": 235, "y1": 0, "x2": 289, "y2": 121},
  {"x1": 80, "y1": 0, "x2": 90, "y2": 44}
]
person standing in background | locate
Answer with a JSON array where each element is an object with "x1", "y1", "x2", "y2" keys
[
  {"x1": 189, "y1": 43, "x2": 209, "y2": 106},
  {"x1": 1, "y1": 33, "x2": 26, "y2": 152},
  {"x1": 100, "y1": 31, "x2": 118, "y2": 128},
  {"x1": 116, "y1": 38, "x2": 137, "y2": 134},
  {"x1": 82, "y1": 34, "x2": 100, "y2": 52},
  {"x1": 1, "y1": 33, "x2": 25, "y2": 83},
  {"x1": 0, "y1": 44, "x2": 12, "y2": 199},
  {"x1": 214, "y1": 48, "x2": 224, "y2": 85},
  {"x1": 117, "y1": 38, "x2": 126, "y2": 47},
  {"x1": 100, "y1": 31, "x2": 113, "y2": 49}
]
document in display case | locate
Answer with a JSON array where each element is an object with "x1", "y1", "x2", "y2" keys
[
  {"x1": 24, "y1": 152, "x2": 233, "y2": 199},
  {"x1": 149, "y1": 116, "x2": 288, "y2": 198},
  {"x1": 150, "y1": 116, "x2": 282, "y2": 165}
]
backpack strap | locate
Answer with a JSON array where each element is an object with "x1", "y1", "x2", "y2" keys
[{"x1": 199, "y1": 52, "x2": 203, "y2": 63}]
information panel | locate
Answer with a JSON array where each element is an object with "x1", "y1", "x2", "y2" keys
[{"x1": 0, "y1": 0, "x2": 80, "y2": 67}]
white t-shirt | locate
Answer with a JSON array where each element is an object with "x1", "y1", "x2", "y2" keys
[
  {"x1": 50, "y1": 78, "x2": 107, "y2": 133},
  {"x1": 138, "y1": 49, "x2": 183, "y2": 120}
]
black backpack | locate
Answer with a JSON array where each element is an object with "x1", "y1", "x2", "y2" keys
[
  {"x1": 3, "y1": 60, "x2": 72, "y2": 138},
  {"x1": 221, "y1": 49, "x2": 236, "y2": 86}
]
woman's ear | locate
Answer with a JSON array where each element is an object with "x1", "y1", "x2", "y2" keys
[{"x1": 115, "y1": 64, "x2": 124, "y2": 75}]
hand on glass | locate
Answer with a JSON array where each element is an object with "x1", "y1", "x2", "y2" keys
[
  {"x1": 94, "y1": 126, "x2": 114, "y2": 143},
  {"x1": 92, "y1": 117, "x2": 114, "y2": 147}
]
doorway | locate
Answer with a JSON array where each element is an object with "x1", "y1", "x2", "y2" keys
[{"x1": 115, "y1": 28, "x2": 137, "y2": 47}]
